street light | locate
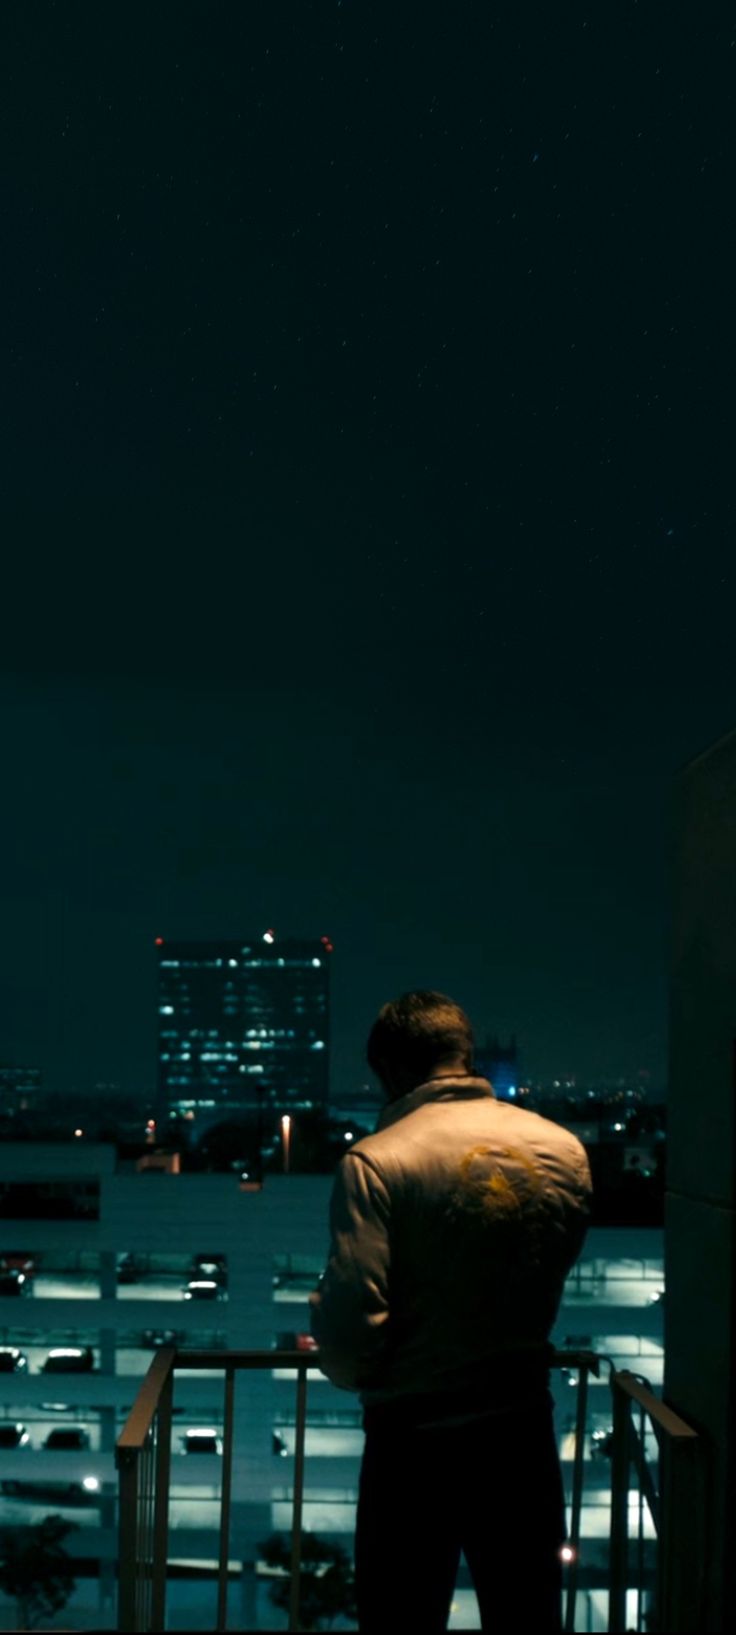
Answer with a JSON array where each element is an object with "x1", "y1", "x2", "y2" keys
[{"x1": 281, "y1": 1114, "x2": 292, "y2": 1174}]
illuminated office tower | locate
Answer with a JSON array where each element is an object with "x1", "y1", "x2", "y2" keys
[{"x1": 156, "y1": 933, "x2": 331, "y2": 1121}]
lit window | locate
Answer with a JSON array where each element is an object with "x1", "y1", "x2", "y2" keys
[
  {"x1": 159, "y1": 1005, "x2": 174, "y2": 1015},
  {"x1": 312, "y1": 959, "x2": 321, "y2": 968}
]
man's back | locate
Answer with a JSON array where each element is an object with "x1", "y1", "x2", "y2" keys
[
  {"x1": 314, "y1": 992, "x2": 592, "y2": 1633},
  {"x1": 312, "y1": 1074, "x2": 591, "y2": 1408}
]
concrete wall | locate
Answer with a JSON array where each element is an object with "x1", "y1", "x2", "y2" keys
[{"x1": 666, "y1": 726, "x2": 736, "y2": 1633}]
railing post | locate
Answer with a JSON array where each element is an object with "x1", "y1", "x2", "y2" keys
[
  {"x1": 658, "y1": 1420, "x2": 702, "y2": 1633},
  {"x1": 609, "y1": 1372, "x2": 631, "y2": 1633},
  {"x1": 564, "y1": 1357, "x2": 590, "y2": 1632},
  {"x1": 151, "y1": 1365, "x2": 173, "y2": 1632},
  {"x1": 117, "y1": 1447, "x2": 140, "y2": 1633},
  {"x1": 217, "y1": 1365, "x2": 236, "y2": 1632},
  {"x1": 288, "y1": 1362, "x2": 309, "y2": 1632}
]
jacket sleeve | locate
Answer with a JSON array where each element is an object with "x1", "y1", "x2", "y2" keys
[
  {"x1": 309, "y1": 1152, "x2": 392, "y2": 1391},
  {"x1": 561, "y1": 1140, "x2": 594, "y2": 1273}
]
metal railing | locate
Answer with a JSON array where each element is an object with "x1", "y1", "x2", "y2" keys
[
  {"x1": 117, "y1": 1347, "x2": 173, "y2": 1633},
  {"x1": 116, "y1": 1346, "x2": 700, "y2": 1633},
  {"x1": 608, "y1": 1368, "x2": 702, "y2": 1633},
  {"x1": 117, "y1": 1347, "x2": 314, "y2": 1633}
]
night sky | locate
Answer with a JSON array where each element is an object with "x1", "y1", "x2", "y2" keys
[{"x1": 1, "y1": 4, "x2": 732, "y2": 1097}]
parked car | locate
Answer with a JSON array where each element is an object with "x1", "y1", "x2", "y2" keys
[
  {"x1": 141, "y1": 1328, "x2": 180, "y2": 1350},
  {"x1": 275, "y1": 1330, "x2": 318, "y2": 1352},
  {"x1": 182, "y1": 1427, "x2": 222, "y2": 1456},
  {"x1": 0, "y1": 1269, "x2": 29, "y2": 1297},
  {"x1": 193, "y1": 1253, "x2": 226, "y2": 1273},
  {"x1": 0, "y1": 1423, "x2": 29, "y2": 1450},
  {"x1": 43, "y1": 1426, "x2": 90, "y2": 1451},
  {"x1": 42, "y1": 1347, "x2": 95, "y2": 1374},
  {"x1": 0, "y1": 1348, "x2": 28, "y2": 1374},
  {"x1": 117, "y1": 1253, "x2": 144, "y2": 1284},
  {"x1": 591, "y1": 1428, "x2": 614, "y2": 1459},
  {"x1": 0, "y1": 1252, "x2": 36, "y2": 1279},
  {"x1": 191, "y1": 1257, "x2": 228, "y2": 1288},
  {"x1": 182, "y1": 1279, "x2": 220, "y2": 1302},
  {"x1": 1, "y1": 1475, "x2": 100, "y2": 1503}
]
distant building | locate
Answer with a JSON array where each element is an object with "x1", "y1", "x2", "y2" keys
[
  {"x1": 0, "y1": 1062, "x2": 42, "y2": 1117},
  {"x1": 474, "y1": 1034, "x2": 520, "y2": 1099},
  {"x1": 156, "y1": 934, "x2": 331, "y2": 1124},
  {"x1": 328, "y1": 1082, "x2": 384, "y2": 1131}
]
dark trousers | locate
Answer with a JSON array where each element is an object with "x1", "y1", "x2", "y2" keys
[{"x1": 355, "y1": 1395, "x2": 566, "y2": 1634}]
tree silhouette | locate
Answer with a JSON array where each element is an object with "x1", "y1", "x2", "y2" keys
[
  {"x1": 0, "y1": 1514, "x2": 77, "y2": 1630},
  {"x1": 258, "y1": 1531, "x2": 357, "y2": 1629}
]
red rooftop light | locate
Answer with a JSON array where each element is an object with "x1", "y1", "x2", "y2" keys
[{"x1": 154, "y1": 937, "x2": 164, "y2": 946}]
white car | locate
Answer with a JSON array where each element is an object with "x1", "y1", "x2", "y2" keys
[
  {"x1": 182, "y1": 1427, "x2": 223, "y2": 1456},
  {"x1": 182, "y1": 1279, "x2": 220, "y2": 1301}
]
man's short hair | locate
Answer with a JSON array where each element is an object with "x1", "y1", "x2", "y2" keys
[{"x1": 366, "y1": 991, "x2": 474, "y2": 1086}]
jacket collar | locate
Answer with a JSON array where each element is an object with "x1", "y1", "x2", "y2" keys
[{"x1": 376, "y1": 1075, "x2": 496, "y2": 1133}]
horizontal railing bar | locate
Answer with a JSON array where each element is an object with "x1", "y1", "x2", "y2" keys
[
  {"x1": 174, "y1": 1349, "x2": 323, "y2": 1369},
  {"x1": 171, "y1": 1345, "x2": 599, "y2": 1370},
  {"x1": 613, "y1": 1370, "x2": 699, "y2": 1440},
  {"x1": 552, "y1": 1348, "x2": 603, "y2": 1374},
  {"x1": 117, "y1": 1346, "x2": 605, "y2": 1456}
]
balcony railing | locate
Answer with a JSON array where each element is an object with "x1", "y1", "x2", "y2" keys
[{"x1": 116, "y1": 1346, "x2": 700, "y2": 1634}]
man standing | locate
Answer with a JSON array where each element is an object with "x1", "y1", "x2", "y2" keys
[{"x1": 310, "y1": 991, "x2": 592, "y2": 1633}]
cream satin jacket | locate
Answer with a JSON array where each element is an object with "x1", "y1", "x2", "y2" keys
[{"x1": 310, "y1": 1076, "x2": 592, "y2": 1408}]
